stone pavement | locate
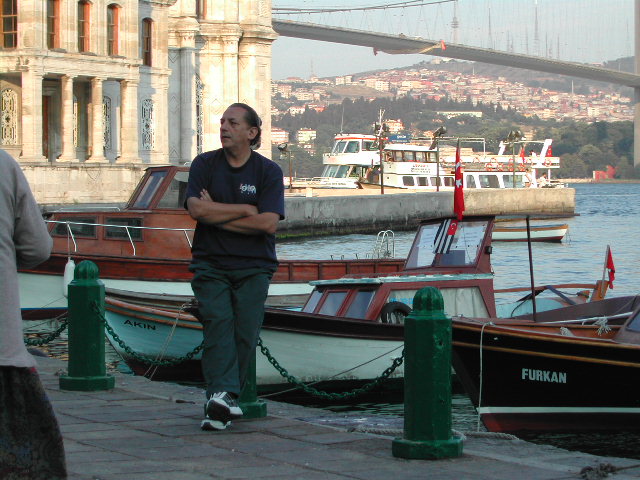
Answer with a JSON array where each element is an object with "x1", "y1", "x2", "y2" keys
[{"x1": 36, "y1": 356, "x2": 640, "y2": 480}]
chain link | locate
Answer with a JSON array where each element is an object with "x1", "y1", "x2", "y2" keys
[
  {"x1": 257, "y1": 338, "x2": 404, "y2": 400},
  {"x1": 24, "y1": 321, "x2": 68, "y2": 346}
]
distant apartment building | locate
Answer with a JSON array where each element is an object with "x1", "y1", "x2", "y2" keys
[
  {"x1": 335, "y1": 75, "x2": 353, "y2": 85},
  {"x1": 276, "y1": 84, "x2": 293, "y2": 98},
  {"x1": 271, "y1": 127, "x2": 289, "y2": 145},
  {"x1": 437, "y1": 111, "x2": 483, "y2": 119},
  {"x1": 293, "y1": 89, "x2": 314, "y2": 101},
  {"x1": 384, "y1": 119, "x2": 404, "y2": 134},
  {"x1": 288, "y1": 106, "x2": 306, "y2": 116},
  {"x1": 296, "y1": 128, "x2": 317, "y2": 144}
]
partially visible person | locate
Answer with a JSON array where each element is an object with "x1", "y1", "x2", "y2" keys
[
  {"x1": 186, "y1": 103, "x2": 285, "y2": 431},
  {"x1": 0, "y1": 150, "x2": 67, "y2": 478},
  {"x1": 537, "y1": 172, "x2": 550, "y2": 187},
  {"x1": 524, "y1": 168, "x2": 537, "y2": 188}
]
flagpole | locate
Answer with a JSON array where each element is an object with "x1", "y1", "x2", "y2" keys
[{"x1": 526, "y1": 215, "x2": 537, "y2": 320}]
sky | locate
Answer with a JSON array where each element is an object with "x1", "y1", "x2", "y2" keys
[{"x1": 271, "y1": 0, "x2": 635, "y2": 80}]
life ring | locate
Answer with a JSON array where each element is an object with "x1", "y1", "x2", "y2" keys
[
  {"x1": 518, "y1": 162, "x2": 526, "y2": 172},
  {"x1": 543, "y1": 158, "x2": 552, "y2": 167},
  {"x1": 380, "y1": 301, "x2": 412, "y2": 324},
  {"x1": 507, "y1": 159, "x2": 515, "y2": 172},
  {"x1": 486, "y1": 163, "x2": 495, "y2": 171},
  {"x1": 496, "y1": 163, "x2": 504, "y2": 171}
]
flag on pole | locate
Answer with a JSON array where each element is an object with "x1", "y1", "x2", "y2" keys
[
  {"x1": 606, "y1": 245, "x2": 615, "y2": 289},
  {"x1": 440, "y1": 40, "x2": 446, "y2": 50},
  {"x1": 520, "y1": 145, "x2": 526, "y2": 165},
  {"x1": 454, "y1": 139, "x2": 465, "y2": 221}
]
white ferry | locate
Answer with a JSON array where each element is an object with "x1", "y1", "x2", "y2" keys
[{"x1": 293, "y1": 133, "x2": 563, "y2": 190}]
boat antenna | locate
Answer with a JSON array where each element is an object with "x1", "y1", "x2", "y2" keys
[{"x1": 340, "y1": 103, "x2": 345, "y2": 134}]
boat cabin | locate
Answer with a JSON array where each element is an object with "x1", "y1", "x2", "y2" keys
[{"x1": 300, "y1": 216, "x2": 498, "y2": 323}]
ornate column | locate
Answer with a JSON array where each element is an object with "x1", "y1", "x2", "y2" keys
[
  {"x1": 57, "y1": 75, "x2": 78, "y2": 162},
  {"x1": 179, "y1": 30, "x2": 197, "y2": 162},
  {"x1": 86, "y1": 77, "x2": 108, "y2": 163},
  {"x1": 117, "y1": 80, "x2": 141, "y2": 163},
  {"x1": 19, "y1": 68, "x2": 46, "y2": 162}
]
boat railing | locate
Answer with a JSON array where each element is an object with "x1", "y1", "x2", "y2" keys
[{"x1": 46, "y1": 220, "x2": 194, "y2": 257}]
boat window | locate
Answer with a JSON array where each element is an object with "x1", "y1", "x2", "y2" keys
[
  {"x1": 387, "y1": 287, "x2": 488, "y2": 318},
  {"x1": 427, "y1": 152, "x2": 437, "y2": 162},
  {"x1": 443, "y1": 177, "x2": 455, "y2": 187},
  {"x1": 157, "y1": 172, "x2": 188, "y2": 209},
  {"x1": 318, "y1": 291, "x2": 348, "y2": 315},
  {"x1": 415, "y1": 152, "x2": 427, "y2": 162},
  {"x1": 332, "y1": 140, "x2": 347, "y2": 154},
  {"x1": 465, "y1": 175, "x2": 476, "y2": 188},
  {"x1": 132, "y1": 170, "x2": 167, "y2": 208},
  {"x1": 626, "y1": 310, "x2": 640, "y2": 332},
  {"x1": 479, "y1": 175, "x2": 501, "y2": 188},
  {"x1": 403, "y1": 176, "x2": 415, "y2": 186},
  {"x1": 393, "y1": 151, "x2": 403, "y2": 162},
  {"x1": 405, "y1": 151, "x2": 416, "y2": 162},
  {"x1": 345, "y1": 141, "x2": 360, "y2": 153},
  {"x1": 502, "y1": 174, "x2": 526, "y2": 188},
  {"x1": 363, "y1": 140, "x2": 376, "y2": 151},
  {"x1": 405, "y1": 219, "x2": 489, "y2": 269},
  {"x1": 51, "y1": 217, "x2": 96, "y2": 237},
  {"x1": 302, "y1": 290, "x2": 323, "y2": 313},
  {"x1": 336, "y1": 165, "x2": 350, "y2": 178},
  {"x1": 418, "y1": 177, "x2": 428, "y2": 186},
  {"x1": 105, "y1": 217, "x2": 143, "y2": 240},
  {"x1": 344, "y1": 289, "x2": 376, "y2": 319}
]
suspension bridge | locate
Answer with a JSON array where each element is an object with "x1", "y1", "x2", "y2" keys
[{"x1": 271, "y1": 0, "x2": 640, "y2": 165}]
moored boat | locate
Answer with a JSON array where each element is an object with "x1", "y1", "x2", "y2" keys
[
  {"x1": 102, "y1": 215, "x2": 610, "y2": 387},
  {"x1": 451, "y1": 294, "x2": 640, "y2": 432},
  {"x1": 491, "y1": 223, "x2": 569, "y2": 242}
]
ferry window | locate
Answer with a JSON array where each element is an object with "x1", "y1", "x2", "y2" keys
[
  {"x1": 418, "y1": 177, "x2": 428, "y2": 186},
  {"x1": 363, "y1": 140, "x2": 376, "y2": 151},
  {"x1": 157, "y1": 172, "x2": 188, "y2": 209},
  {"x1": 405, "y1": 151, "x2": 416, "y2": 162},
  {"x1": 318, "y1": 291, "x2": 348, "y2": 315},
  {"x1": 403, "y1": 176, "x2": 415, "y2": 186},
  {"x1": 405, "y1": 219, "x2": 489, "y2": 269},
  {"x1": 345, "y1": 141, "x2": 360, "y2": 153},
  {"x1": 332, "y1": 141, "x2": 347, "y2": 154},
  {"x1": 415, "y1": 152, "x2": 427, "y2": 162},
  {"x1": 132, "y1": 170, "x2": 167, "y2": 208},
  {"x1": 52, "y1": 217, "x2": 96, "y2": 237},
  {"x1": 427, "y1": 152, "x2": 438, "y2": 162},
  {"x1": 465, "y1": 175, "x2": 476, "y2": 188},
  {"x1": 393, "y1": 151, "x2": 403, "y2": 162},
  {"x1": 345, "y1": 290, "x2": 376, "y2": 319},
  {"x1": 443, "y1": 177, "x2": 455, "y2": 187},
  {"x1": 336, "y1": 165, "x2": 350, "y2": 178},
  {"x1": 105, "y1": 217, "x2": 143, "y2": 240},
  {"x1": 479, "y1": 175, "x2": 500, "y2": 188},
  {"x1": 303, "y1": 290, "x2": 323, "y2": 313}
]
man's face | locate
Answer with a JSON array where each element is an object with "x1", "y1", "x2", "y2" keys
[{"x1": 220, "y1": 106, "x2": 257, "y2": 150}]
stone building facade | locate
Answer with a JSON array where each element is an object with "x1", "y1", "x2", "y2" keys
[{"x1": 0, "y1": 0, "x2": 275, "y2": 202}]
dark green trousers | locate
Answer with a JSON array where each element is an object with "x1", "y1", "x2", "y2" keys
[{"x1": 190, "y1": 261, "x2": 273, "y2": 397}]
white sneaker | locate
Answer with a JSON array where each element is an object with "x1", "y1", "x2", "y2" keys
[
  {"x1": 201, "y1": 416, "x2": 231, "y2": 431},
  {"x1": 206, "y1": 392, "x2": 243, "y2": 422}
]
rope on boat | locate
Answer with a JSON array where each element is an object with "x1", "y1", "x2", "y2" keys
[
  {"x1": 348, "y1": 425, "x2": 518, "y2": 441},
  {"x1": 143, "y1": 302, "x2": 192, "y2": 379}
]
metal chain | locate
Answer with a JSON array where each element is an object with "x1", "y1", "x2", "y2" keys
[
  {"x1": 24, "y1": 321, "x2": 68, "y2": 346},
  {"x1": 94, "y1": 302, "x2": 205, "y2": 367},
  {"x1": 257, "y1": 338, "x2": 404, "y2": 400},
  {"x1": 94, "y1": 301, "x2": 403, "y2": 397}
]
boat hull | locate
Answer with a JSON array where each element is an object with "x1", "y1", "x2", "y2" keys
[
  {"x1": 104, "y1": 298, "x2": 404, "y2": 387},
  {"x1": 491, "y1": 223, "x2": 568, "y2": 242},
  {"x1": 452, "y1": 319, "x2": 640, "y2": 432}
]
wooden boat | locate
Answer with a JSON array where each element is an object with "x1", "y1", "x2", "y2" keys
[
  {"x1": 451, "y1": 295, "x2": 640, "y2": 432},
  {"x1": 103, "y1": 215, "x2": 610, "y2": 386},
  {"x1": 19, "y1": 164, "x2": 404, "y2": 319},
  {"x1": 491, "y1": 223, "x2": 569, "y2": 242}
]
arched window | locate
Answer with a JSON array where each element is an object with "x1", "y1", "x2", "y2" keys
[
  {"x1": 77, "y1": 1, "x2": 91, "y2": 52},
  {"x1": 0, "y1": 0, "x2": 18, "y2": 48},
  {"x1": 47, "y1": 0, "x2": 60, "y2": 49},
  {"x1": 141, "y1": 18, "x2": 152, "y2": 66},
  {"x1": 107, "y1": 4, "x2": 119, "y2": 55}
]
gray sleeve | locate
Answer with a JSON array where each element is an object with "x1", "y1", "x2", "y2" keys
[{"x1": 13, "y1": 163, "x2": 52, "y2": 269}]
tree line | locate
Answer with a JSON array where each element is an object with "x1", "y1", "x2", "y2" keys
[{"x1": 271, "y1": 96, "x2": 636, "y2": 179}]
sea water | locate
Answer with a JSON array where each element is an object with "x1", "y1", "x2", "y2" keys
[{"x1": 25, "y1": 182, "x2": 640, "y2": 460}]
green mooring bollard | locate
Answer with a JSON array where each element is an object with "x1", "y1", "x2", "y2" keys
[
  {"x1": 59, "y1": 260, "x2": 115, "y2": 391},
  {"x1": 238, "y1": 349, "x2": 267, "y2": 419},
  {"x1": 392, "y1": 286, "x2": 463, "y2": 459}
]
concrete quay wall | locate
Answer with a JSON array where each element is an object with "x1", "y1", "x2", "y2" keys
[{"x1": 279, "y1": 187, "x2": 575, "y2": 236}]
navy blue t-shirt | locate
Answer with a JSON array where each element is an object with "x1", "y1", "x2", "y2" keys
[{"x1": 185, "y1": 149, "x2": 285, "y2": 269}]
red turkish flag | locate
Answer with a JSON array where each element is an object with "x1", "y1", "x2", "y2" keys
[
  {"x1": 454, "y1": 139, "x2": 465, "y2": 221},
  {"x1": 606, "y1": 246, "x2": 615, "y2": 289},
  {"x1": 520, "y1": 145, "x2": 526, "y2": 164},
  {"x1": 440, "y1": 40, "x2": 446, "y2": 50}
]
